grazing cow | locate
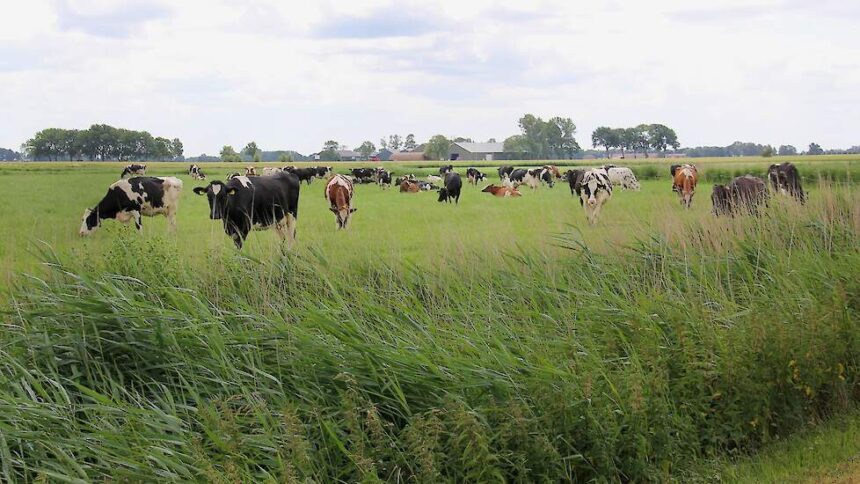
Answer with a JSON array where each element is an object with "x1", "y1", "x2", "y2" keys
[
  {"x1": 712, "y1": 175, "x2": 769, "y2": 216},
  {"x1": 523, "y1": 168, "x2": 554, "y2": 189},
  {"x1": 400, "y1": 180, "x2": 420, "y2": 193},
  {"x1": 193, "y1": 173, "x2": 300, "y2": 249},
  {"x1": 245, "y1": 166, "x2": 258, "y2": 176},
  {"x1": 498, "y1": 165, "x2": 514, "y2": 181},
  {"x1": 570, "y1": 169, "x2": 612, "y2": 225},
  {"x1": 376, "y1": 168, "x2": 392, "y2": 188},
  {"x1": 481, "y1": 184, "x2": 522, "y2": 197},
  {"x1": 466, "y1": 167, "x2": 487, "y2": 185},
  {"x1": 671, "y1": 164, "x2": 698, "y2": 208},
  {"x1": 565, "y1": 170, "x2": 585, "y2": 196},
  {"x1": 262, "y1": 167, "x2": 283, "y2": 176},
  {"x1": 285, "y1": 167, "x2": 317, "y2": 185},
  {"x1": 439, "y1": 164, "x2": 454, "y2": 175},
  {"x1": 505, "y1": 168, "x2": 528, "y2": 188},
  {"x1": 189, "y1": 164, "x2": 206, "y2": 180},
  {"x1": 120, "y1": 163, "x2": 146, "y2": 179},
  {"x1": 325, "y1": 174, "x2": 357, "y2": 229},
  {"x1": 80, "y1": 176, "x2": 183, "y2": 235},
  {"x1": 543, "y1": 165, "x2": 562, "y2": 179},
  {"x1": 315, "y1": 166, "x2": 333, "y2": 178},
  {"x1": 351, "y1": 168, "x2": 376, "y2": 180},
  {"x1": 604, "y1": 166, "x2": 640, "y2": 191},
  {"x1": 767, "y1": 162, "x2": 805, "y2": 203},
  {"x1": 438, "y1": 172, "x2": 462, "y2": 204}
]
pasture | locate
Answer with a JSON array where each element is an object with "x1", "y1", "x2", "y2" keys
[{"x1": 0, "y1": 157, "x2": 859, "y2": 481}]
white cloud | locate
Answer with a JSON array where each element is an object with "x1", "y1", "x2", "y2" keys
[{"x1": 0, "y1": 0, "x2": 858, "y2": 155}]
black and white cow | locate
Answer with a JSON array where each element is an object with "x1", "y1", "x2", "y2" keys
[
  {"x1": 523, "y1": 168, "x2": 553, "y2": 189},
  {"x1": 767, "y1": 162, "x2": 805, "y2": 203},
  {"x1": 505, "y1": 168, "x2": 528, "y2": 188},
  {"x1": 376, "y1": 168, "x2": 392, "y2": 188},
  {"x1": 439, "y1": 164, "x2": 454, "y2": 175},
  {"x1": 285, "y1": 167, "x2": 317, "y2": 185},
  {"x1": 350, "y1": 167, "x2": 376, "y2": 184},
  {"x1": 466, "y1": 167, "x2": 487, "y2": 185},
  {"x1": 188, "y1": 164, "x2": 206, "y2": 180},
  {"x1": 437, "y1": 172, "x2": 462, "y2": 203},
  {"x1": 120, "y1": 163, "x2": 147, "y2": 179},
  {"x1": 498, "y1": 165, "x2": 514, "y2": 181},
  {"x1": 80, "y1": 176, "x2": 183, "y2": 235},
  {"x1": 315, "y1": 166, "x2": 333, "y2": 178},
  {"x1": 193, "y1": 173, "x2": 300, "y2": 249},
  {"x1": 569, "y1": 168, "x2": 612, "y2": 225}
]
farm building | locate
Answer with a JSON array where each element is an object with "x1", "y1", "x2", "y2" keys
[
  {"x1": 374, "y1": 148, "x2": 394, "y2": 161},
  {"x1": 337, "y1": 150, "x2": 362, "y2": 161},
  {"x1": 391, "y1": 151, "x2": 427, "y2": 162},
  {"x1": 448, "y1": 142, "x2": 513, "y2": 161}
]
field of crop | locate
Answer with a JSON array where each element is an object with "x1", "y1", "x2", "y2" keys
[{"x1": 0, "y1": 156, "x2": 858, "y2": 481}]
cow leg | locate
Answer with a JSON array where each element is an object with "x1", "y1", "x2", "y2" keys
[
  {"x1": 166, "y1": 208, "x2": 178, "y2": 234},
  {"x1": 132, "y1": 211, "x2": 142, "y2": 232},
  {"x1": 281, "y1": 213, "x2": 297, "y2": 248}
]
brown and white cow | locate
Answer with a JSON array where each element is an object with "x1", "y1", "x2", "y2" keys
[
  {"x1": 400, "y1": 180, "x2": 420, "y2": 193},
  {"x1": 671, "y1": 164, "x2": 698, "y2": 208},
  {"x1": 481, "y1": 184, "x2": 522, "y2": 197},
  {"x1": 325, "y1": 174, "x2": 357, "y2": 229},
  {"x1": 543, "y1": 165, "x2": 562, "y2": 179}
]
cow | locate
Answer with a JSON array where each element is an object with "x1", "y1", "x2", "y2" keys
[
  {"x1": 505, "y1": 168, "x2": 528, "y2": 188},
  {"x1": 395, "y1": 174, "x2": 417, "y2": 185},
  {"x1": 523, "y1": 168, "x2": 554, "y2": 189},
  {"x1": 325, "y1": 174, "x2": 357, "y2": 229},
  {"x1": 570, "y1": 168, "x2": 612, "y2": 225},
  {"x1": 351, "y1": 168, "x2": 376, "y2": 181},
  {"x1": 498, "y1": 165, "x2": 514, "y2": 181},
  {"x1": 466, "y1": 167, "x2": 487, "y2": 185},
  {"x1": 188, "y1": 164, "x2": 206, "y2": 180},
  {"x1": 120, "y1": 163, "x2": 146, "y2": 179},
  {"x1": 481, "y1": 184, "x2": 522, "y2": 198},
  {"x1": 193, "y1": 173, "x2": 299, "y2": 249},
  {"x1": 284, "y1": 167, "x2": 317, "y2": 185},
  {"x1": 262, "y1": 167, "x2": 283, "y2": 176},
  {"x1": 376, "y1": 168, "x2": 392, "y2": 188},
  {"x1": 426, "y1": 175, "x2": 443, "y2": 184},
  {"x1": 438, "y1": 172, "x2": 462, "y2": 204},
  {"x1": 226, "y1": 172, "x2": 241, "y2": 180},
  {"x1": 565, "y1": 170, "x2": 585, "y2": 196},
  {"x1": 712, "y1": 175, "x2": 769, "y2": 216},
  {"x1": 245, "y1": 166, "x2": 258, "y2": 176},
  {"x1": 767, "y1": 162, "x2": 805, "y2": 203},
  {"x1": 439, "y1": 164, "x2": 454, "y2": 175},
  {"x1": 604, "y1": 166, "x2": 640, "y2": 191},
  {"x1": 671, "y1": 164, "x2": 698, "y2": 208},
  {"x1": 543, "y1": 165, "x2": 562, "y2": 179},
  {"x1": 400, "y1": 180, "x2": 420, "y2": 193},
  {"x1": 315, "y1": 166, "x2": 333, "y2": 178},
  {"x1": 80, "y1": 176, "x2": 183, "y2": 236}
]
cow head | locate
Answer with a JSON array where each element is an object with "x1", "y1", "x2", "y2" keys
[
  {"x1": 193, "y1": 181, "x2": 229, "y2": 219},
  {"x1": 438, "y1": 187, "x2": 449, "y2": 202},
  {"x1": 711, "y1": 185, "x2": 731, "y2": 215},
  {"x1": 79, "y1": 207, "x2": 100, "y2": 236},
  {"x1": 330, "y1": 206, "x2": 357, "y2": 229},
  {"x1": 566, "y1": 170, "x2": 585, "y2": 197}
]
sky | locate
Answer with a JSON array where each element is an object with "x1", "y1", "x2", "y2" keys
[{"x1": 1, "y1": 0, "x2": 859, "y2": 156}]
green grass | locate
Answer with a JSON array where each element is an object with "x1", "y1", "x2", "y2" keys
[{"x1": 0, "y1": 159, "x2": 858, "y2": 481}]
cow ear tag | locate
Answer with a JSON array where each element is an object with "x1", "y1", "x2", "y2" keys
[{"x1": 227, "y1": 188, "x2": 237, "y2": 196}]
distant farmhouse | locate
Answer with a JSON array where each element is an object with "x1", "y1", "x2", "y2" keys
[
  {"x1": 337, "y1": 149, "x2": 361, "y2": 161},
  {"x1": 448, "y1": 142, "x2": 514, "y2": 161},
  {"x1": 391, "y1": 151, "x2": 427, "y2": 162},
  {"x1": 609, "y1": 152, "x2": 686, "y2": 160}
]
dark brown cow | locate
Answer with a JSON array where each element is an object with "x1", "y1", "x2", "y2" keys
[
  {"x1": 767, "y1": 162, "x2": 805, "y2": 203},
  {"x1": 481, "y1": 184, "x2": 522, "y2": 197},
  {"x1": 400, "y1": 180, "x2": 420, "y2": 193},
  {"x1": 325, "y1": 174, "x2": 356, "y2": 229},
  {"x1": 712, "y1": 175, "x2": 769, "y2": 216}
]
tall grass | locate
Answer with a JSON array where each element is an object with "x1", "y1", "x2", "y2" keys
[{"x1": 0, "y1": 185, "x2": 858, "y2": 481}]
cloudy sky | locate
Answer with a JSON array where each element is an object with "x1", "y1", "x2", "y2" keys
[{"x1": 2, "y1": 0, "x2": 858, "y2": 155}]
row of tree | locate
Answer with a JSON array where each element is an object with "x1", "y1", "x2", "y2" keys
[
  {"x1": 503, "y1": 115, "x2": 580, "y2": 159},
  {"x1": 591, "y1": 124, "x2": 680, "y2": 158},
  {"x1": 682, "y1": 142, "x2": 832, "y2": 158},
  {"x1": 22, "y1": 125, "x2": 183, "y2": 161},
  {"x1": 0, "y1": 148, "x2": 21, "y2": 161}
]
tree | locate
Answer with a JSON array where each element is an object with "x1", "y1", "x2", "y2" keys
[
  {"x1": 646, "y1": 124, "x2": 680, "y2": 155},
  {"x1": 243, "y1": 141, "x2": 260, "y2": 160},
  {"x1": 356, "y1": 141, "x2": 376, "y2": 160},
  {"x1": 171, "y1": 138, "x2": 184, "y2": 160},
  {"x1": 761, "y1": 145, "x2": 774, "y2": 157},
  {"x1": 547, "y1": 117, "x2": 580, "y2": 158},
  {"x1": 591, "y1": 127, "x2": 617, "y2": 158},
  {"x1": 323, "y1": 140, "x2": 340, "y2": 152},
  {"x1": 278, "y1": 152, "x2": 293, "y2": 163},
  {"x1": 632, "y1": 124, "x2": 651, "y2": 157},
  {"x1": 452, "y1": 136, "x2": 474, "y2": 143},
  {"x1": 778, "y1": 145, "x2": 797, "y2": 156},
  {"x1": 807, "y1": 142, "x2": 824, "y2": 155},
  {"x1": 425, "y1": 135, "x2": 451, "y2": 160},
  {"x1": 379, "y1": 138, "x2": 388, "y2": 150},
  {"x1": 503, "y1": 135, "x2": 531, "y2": 158},
  {"x1": 388, "y1": 134, "x2": 402, "y2": 151},
  {"x1": 404, "y1": 133, "x2": 417, "y2": 151},
  {"x1": 220, "y1": 145, "x2": 241, "y2": 162}
]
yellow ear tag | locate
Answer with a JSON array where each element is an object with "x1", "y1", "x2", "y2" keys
[{"x1": 227, "y1": 188, "x2": 237, "y2": 196}]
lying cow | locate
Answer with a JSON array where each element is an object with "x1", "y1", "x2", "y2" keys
[
  {"x1": 400, "y1": 180, "x2": 420, "y2": 193},
  {"x1": 262, "y1": 167, "x2": 283, "y2": 176},
  {"x1": 426, "y1": 175, "x2": 443, "y2": 184},
  {"x1": 376, "y1": 168, "x2": 392, "y2": 188},
  {"x1": 712, "y1": 175, "x2": 769, "y2": 216},
  {"x1": 569, "y1": 168, "x2": 612, "y2": 225},
  {"x1": 466, "y1": 167, "x2": 487, "y2": 185},
  {"x1": 481, "y1": 184, "x2": 522, "y2": 197},
  {"x1": 120, "y1": 163, "x2": 146, "y2": 179},
  {"x1": 767, "y1": 162, "x2": 805, "y2": 203},
  {"x1": 245, "y1": 166, "x2": 258, "y2": 176},
  {"x1": 325, "y1": 174, "x2": 357, "y2": 229},
  {"x1": 603, "y1": 166, "x2": 640, "y2": 191},
  {"x1": 438, "y1": 172, "x2": 462, "y2": 204},
  {"x1": 193, "y1": 173, "x2": 300, "y2": 249},
  {"x1": 671, "y1": 164, "x2": 698, "y2": 208},
  {"x1": 80, "y1": 176, "x2": 183, "y2": 235},
  {"x1": 188, "y1": 164, "x2": 206, "y2": 180}
]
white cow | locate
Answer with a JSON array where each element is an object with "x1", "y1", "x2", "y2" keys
[{"x1": 605, "y1": 166, "x2": 640, "y2": 191}]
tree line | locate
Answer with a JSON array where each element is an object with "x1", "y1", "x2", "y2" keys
[
  {"x1": 22, "y1": 125, "x2": 183, "y2": 161},
  {"x1": 591, "y1": 124, "x2": 679, "y2": 158}
]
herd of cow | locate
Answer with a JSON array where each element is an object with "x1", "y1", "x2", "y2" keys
[{"x1": 79, "y1": 160, "x2": 807, "y2": 248}]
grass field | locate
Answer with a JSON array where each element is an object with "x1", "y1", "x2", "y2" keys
[{"x1": 0, "y1": 156, "x2": 858, "y2": 481}]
